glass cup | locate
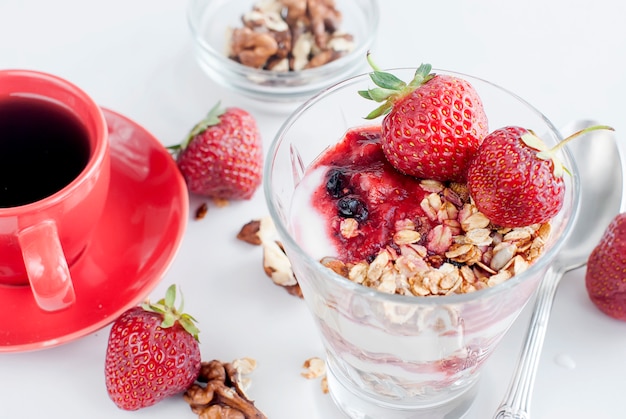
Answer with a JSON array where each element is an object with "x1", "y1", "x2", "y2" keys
[
  {"x1": 264, "y1": 68, "x2": 580, "y2": 418},
  {"x1": 187, "y1": 0, "x2": 380, "y2": 109}
]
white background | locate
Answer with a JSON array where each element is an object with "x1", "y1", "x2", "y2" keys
[{"x1": 0, "y1": 0, "x2": 625, "y2": 418}]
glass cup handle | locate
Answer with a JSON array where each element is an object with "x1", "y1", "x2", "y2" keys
[{"x1": 17, "y1": 220, "x2": 76, "y2": 311}]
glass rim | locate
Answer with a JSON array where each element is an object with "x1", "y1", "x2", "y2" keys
[{"x1": 264, "y1": 67, "x2": 582, "y2": 306}]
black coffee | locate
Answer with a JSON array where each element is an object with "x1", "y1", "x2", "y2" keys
[{"x1": 0, "y1": 96, "x2": 91, "y2": 207}]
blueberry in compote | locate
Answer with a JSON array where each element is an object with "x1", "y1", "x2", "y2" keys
[
  {"x1": 302, "y1": 126, "x2": 433, "y2": 263},
  {"x1": 337, "y1": 195, "x2": 369, "y2": 222},
  {"x1": 326, "y1": 169, "x2": 349, "y2": 198}
]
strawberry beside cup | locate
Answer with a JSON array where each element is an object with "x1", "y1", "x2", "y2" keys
[
  {"x1": 586, "y1": 213, "x2": 626, "y2": 321},
  {"x1": 104, "y1": 285, "x2": 201, "y2": 411},
  {"x1": 104, "y1": 285, "x2": 268, "y2": 417},
  {"x1": 169, "y1": 102, "x2": 263, "y2": 202}
]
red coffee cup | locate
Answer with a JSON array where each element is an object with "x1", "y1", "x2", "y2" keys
[{"x1": 0, "y1": 70, "x2": 110, "y2": 312}]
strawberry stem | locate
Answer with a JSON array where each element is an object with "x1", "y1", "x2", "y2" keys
[
  {"x1": 365, "y1": 51, "x2": 381, "y2": 72},
  {"x1": 539, "y1": 124, "x2": 615, "y2": 157},
  {"x1": 536, "y1": 124, "x2": 614, "y2": 160},
  {"x1": 534, "y1": 124, "x2": 614, "y2": 178}
]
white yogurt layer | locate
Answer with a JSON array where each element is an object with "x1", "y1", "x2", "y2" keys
[{"x1": 289, "y1": 165, "x2": 338, "y2": 260}]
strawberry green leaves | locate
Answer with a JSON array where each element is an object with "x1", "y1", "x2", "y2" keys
[
  {"x1": 358, "y1": 54, "x2": 488, "y2": 182},
  {"x1": 183, "y1": 102, "x2": 225, "y2": 147},
  {"x1": 142, "y1": 284, "x2": 200, "y2": 341},
  {"x1": 359, "y1": 54, "x2": 435, "y2": 119}
]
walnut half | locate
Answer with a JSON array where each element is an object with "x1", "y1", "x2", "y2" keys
[
  {"x1": 237, "y1": 217, "x2": 302, "y2": 298},
  {"x1": 183, "y1": 360, "x2": 267, "y2": 419}
]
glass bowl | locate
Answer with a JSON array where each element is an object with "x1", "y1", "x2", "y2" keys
[
  {"x1": 187, "y1": 0, "x2": 379, "y2": 108},
  {"x1": 264, "y1": 68, "x2": 580, "y2": 418}
]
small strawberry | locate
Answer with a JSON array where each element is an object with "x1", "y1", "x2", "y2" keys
[
  {"x1": 170, "y1": 102, "x2": 263, "y2": 200},
  {"x1": 360, "y1": 56, "x2": 488, "y2": 182},
  {"x1": 105, "y1": 285, "x2": 201, "y2": 411},
  {"x1": 586, "y1": 213, "x2": 626, "y2": 321},
  {"x1": 467, "y1": 125, "x2": 613, "y2": 227}
]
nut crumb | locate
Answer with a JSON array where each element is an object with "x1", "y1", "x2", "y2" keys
[
  {"x1": 195, "y1": 202, "x2": 209, "y2": 220},
  {"x1": 301, "y1": 357, "x2": 329, "y2": 395},
  {"x1": 301, "y1": 357, "x2": 326, "y2": 379},
  {"x1": 263, "y1": 239, "x2": 297, "y2": 287},
  {"x1": 237, "y1": 220, "x2": 263, "y2": 245},
  {"x1": 232, "y1": 357, "x2": 258, "y2": 376},
  {"x1": 320, "y1": 376, "x2": 329, "y2": 394},
  {"x1": 213, "y1": 197, "x2": 230, "y2": 208},
  {"x1": 238, "y1": 217, "x2": 302, "y2": 297}
]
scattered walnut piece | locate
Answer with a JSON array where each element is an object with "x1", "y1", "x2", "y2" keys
[
  {"x1": 195, "y1": 202, "x2": 209, "y2": 220},
  {"x1": 193, "y1": 198, "x2": 232, "y2": 221},
  {"x1": 236, "y1": 217, "x2": 302, "y2": 298},
  {"x1": 320, "y1": 376, "x2": 329, "y2": 394},
  {"x1": 213, "y1": 198, "x2": 230, "y2": 208},
  {"x1": 307, "y1": 0, "x2": 342, "y2": 49},
  {"x1": 301, "y1": 357, "x2": 326, "y2": 379},
  {"x1": 282, "y1": 0, "x2": 307, "y2": 23},
  {"x1": 301, "y1": 357, "x2": 328, "y2": 394},
  {"x1": 184, "y1": 359, "x2": 267, "y2": 419},
  {"x1": 263, "y1": 240, "x2": 298, "y2": 287},
  {"x1": 229, "y1": 27, "x2": 279, "y2": 69},
  {"x1": 279, "y1": 283, "x2": 302, "y2": 298},
  {"x1": 237, "y1": 219, "x2": 263, "y2": 245},
  {"x1": 227, "y1": 0, "x2": 355, "y2": 71}
]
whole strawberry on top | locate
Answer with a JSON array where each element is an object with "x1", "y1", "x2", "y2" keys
[
  {"x1": 105, "y1": 284, "x2": 201, "y2": 411},
  {"x1": 586, "y1": 213, "x2": 626, "y2": 321},
  {"x1": 170, "y1": 102, "x2": 263, "y2": 200},
  {"x1": 360, "y1": 55, "x2": 488, "y2": 182},
  {"x1": 467, "y1": 125, "x2": 613, "y2": 228}
]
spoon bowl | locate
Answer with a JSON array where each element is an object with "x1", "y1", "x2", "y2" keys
[
  {"x1": 494, "y1": 120, "x2": 623, "y2": 419},
  {"x1": 558, "y1": 121, "x2": 623, "y2": 268}
]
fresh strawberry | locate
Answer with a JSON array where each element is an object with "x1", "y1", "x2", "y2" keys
[
  {"x1": 467, "y1": 125, "x2": 612, "y2": 227},
  {"x1": 360, "y1": 56, "x2": 488, "y2": 182},
  {"x1": 586, "y1": 213, "x2": 626, "y2": 321},
  {"x1": 171, "y1": 102, "x2": 263, "y2": 200},
  {"x1": 105, "y1": 285, "x2": 201, "y2": 410}
]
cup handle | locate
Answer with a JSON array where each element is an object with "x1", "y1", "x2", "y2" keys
[{"x1": 17, "y1": 220, "x2": 76, "y2": 311}]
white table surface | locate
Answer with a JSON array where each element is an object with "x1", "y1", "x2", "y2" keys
[{"x1": 1, "y1": 1, "x2": 625, "y2": 418}]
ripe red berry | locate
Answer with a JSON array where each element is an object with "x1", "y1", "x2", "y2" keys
[
  {"x1": 586, "y1": 213, "x2": 626, "y2": 321},
  {"x1": 467, "y1": 124, "x2": 613, "y2": 228},
  {"x1": 104, "y1": 285, "x2": 201, "y2": 410},
  {"x1": 467, "y1": 126, "x2": 566, "y2": 227},
  {"x1": 360, "y1": 58, "x2": 488, "y2": 182},
  {"x1": 172, "y1": 102, "x2": 263, "y2": 200}
]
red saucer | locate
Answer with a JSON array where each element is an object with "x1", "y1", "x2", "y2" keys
[{"x1": 0, "y1": 108, "x2": 188, "y2": 352}]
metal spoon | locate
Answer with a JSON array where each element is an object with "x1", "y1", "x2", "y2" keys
[{"x1": 493, "y1": 120, "x2": 624, "y2": 419}]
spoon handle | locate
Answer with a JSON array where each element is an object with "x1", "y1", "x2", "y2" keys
[{"x1": 493, "y1": 266, "x2": 565, "y2": 419}]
